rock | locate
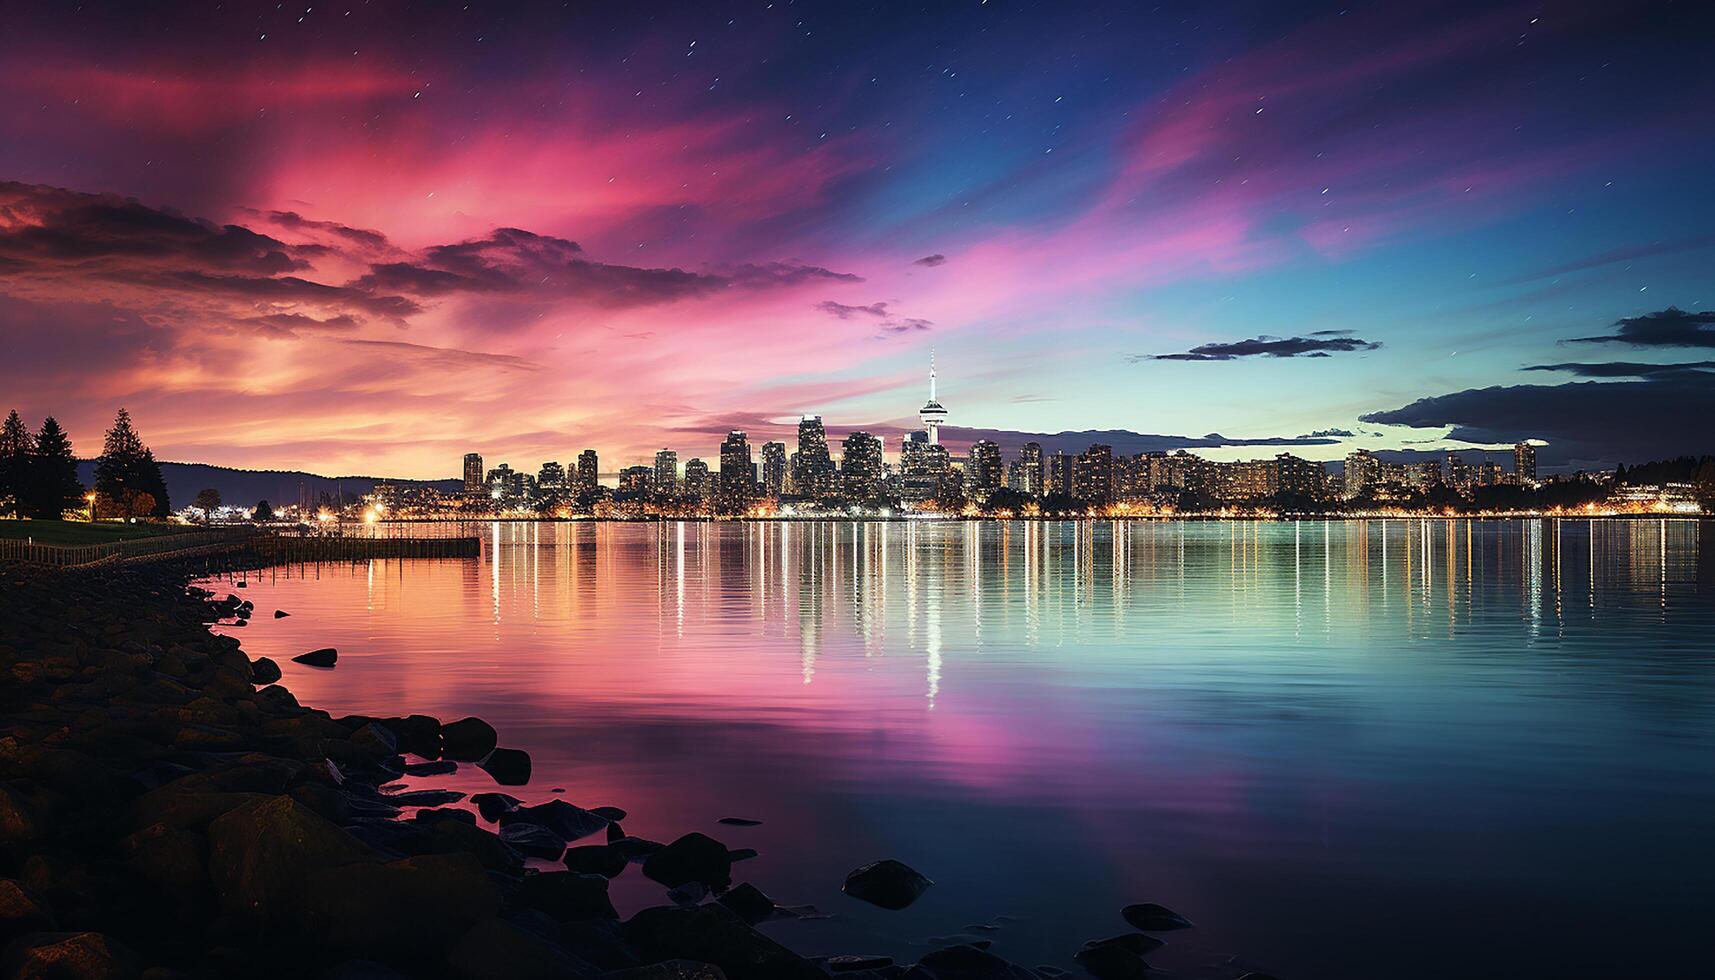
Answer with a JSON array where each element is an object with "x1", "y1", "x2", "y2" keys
[
  {"x1": 441, "y1": 717, "x2": 498, "y2": 761},
  {"x1": 350, "y1": 722, "x2": 399, "y2": 758},
  {"x1": 1071, "y1": 944, "x2": 1153, "y2": 980},
  {"x1": 565, "y1": 844, "x2": 628, "y2": 878},
  {"x1": 610, "y1": 836, "x2": 665, "y2": 862},
  {"x1": 414, "y1": 807, "x2": 477, "y2": 826},
  {"x1": 601, "y1": 960, "x2": 729, "y2": 980},
  {"x1": 472, "y1": 792, "x2": 521, "y2": 821},
  {"x1": 716, "y1": 817, "x2": 762, "y2": 827},
  {"x1": 716, "y1": 882, "x2": 778, "y2": 925},
  {"x1": 273, "y1": 609, "x2": 289, "y2": 618},
  {"x1": 1235, "y1": 974, "x2": 1285, "y2": 980},
  {"x1": 842, "y1": 860, "x2": 933, "y2": 910},
  {"x1": 1119, "y1": 904, "x2": 1194, "y2": 932},
  {"x1": 499, "y1": 801, "x2": 609, "y2": 842},
  {"x1": 666, "y1": 882, "x2": 708, "y2": 907},
  {"x1": 322, "y1": 961, "x2": 413, "y2": 980},
  {"x1": 727, "y1": 848, "x2": 758, "y2": 862},
  {"x1": 515, "y1": 871, "x2": 619, "y2": 921},
  {"x1": 479, "y1": 747, "x2": 532, "y2": 786},
  {"x1": 385, "y1": 789, "x2": 466, "y2": 808},
  {"x1": 446, "y1": 916, "x2": 594, "y2": 980},
  {"x1": 249, "y1": 657, "x2": 282, "y2": 684},
  {"x1": 621, "y1": 904, "x2": 824, "y2": 980},
  {"x1": 914, "y1": 945, "x2": 1037, "y2": 980},
  {"x1": 298, "y1": 852, "x2": 501, "y2": 958},
  {"x1": 0, "y1": 880, "x2": 56, "y2": 942},
  {"x1": 1080, "y1": 935, "x2": 1163, "y2": 957},
  {"x1": 1, "y1": 931, "x2": 136, "y2": 980},
  {"x1": 642, "y1": 833, "x2": 733, "y2": 891},
  {"x1": 0, "y1": 784, "x2": 47, "y2": 845},
  {"x1": 404, "y1": 760, "x2": 458, "y2": 777},
  {"x1": 291, "y1": 648, "x2": 337, "y2": 668},
  {"x1": 824, "y1": 955, "x2": 895, "y2": 973},
  {"x1": 499, "y1": 823, "x2": 567, "y2": 861},
  {"x1": 379, "y1": 714, "x2": 443, "y2": 758},
  {"x1": 205, "y1": 795, "x2": 378, "y2": 924},
  {"x1": 589, "y1": 806, "x2": 628, "y2": 822}
]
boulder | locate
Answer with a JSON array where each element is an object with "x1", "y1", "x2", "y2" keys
[
  {"x1": 498, "y1": 801, "x2": 608, "y2": 842},
  {"x1": 0, "y1": 880, "x2": 56, "y2": 942},
  {"x1": 716, "y1": 817, "x2": 762, "y2": 827},
  {"x1": 609, "y1": 836, "x2": 665, "y2": 862},
  {"x1": 404, "y1": 760, "x2": 458, "y2": 777},
  {"x1": 0, "y1": 783, "x2": 47, "y2": 845},
  {"x1": 642, "y1": 833, "x2": 733, "y2": 891},
  {"x1": 479, "y1": 748, "x2": 532, "y2": 786},
  {"x1": 1119, "y1": 904, "x2": 1193, "y2": 932},
  {"x1": 379, "y1": 715, "x2": 444, "y2": 758},
  {"x1": 386, "y1": 789, "x2": 466, "y2": 808},
  {"x1": 601, "y1": 961, "x2": 729, "y2": 980},
  {"x1": 1080, "y1": 935, "x2": 1163, "y2": 957},
  {"x1": 499, "y1": 823, "x2": 567, "y2": 861},
  {"x1": 446, "y1": 916, "x2": 595, "y2": 980},
  {"x1": 914, "y1": 945, "x2": 1037, "y2": 980},
  {"x1": 824, "y1": 956, "x2": 894, "y2": 973},
  {"x1": 0, "y1": 931, "x2": 137, "y2": 980},
  {"x1": 589, "y1": 806, "x2": 627, "y2": 822},
  {"x1": 842, "y1": 860, "x2": 933, "y2": 910},
  {"x1": 249, "y1": 657, "x2": 282, "y2": 684},
  {"x1": 273, "y1": 610, "x2": 289, "y2": 618},
  {"x1": 715, "y1": 882, "x2": 778, "y2": 925},
  {"x1": 322, "y1": 961, "x2": 413, "y2": 980},
  {"x1": 1071, "y1": 944, "x2": 1153, "y2": 980},
  {"x1": 515, "y1": 871, "x2": 619, "y2": 922},
  {"x1": 472, "y1": 792, "x2": 521, "y2": 822},
  {"x1": 291, "y1": 648, "x2": 338, "y2": 668},
  {"x1": 205, "y1": 795, "x2": 378, "y2": 924},
  {"x1": 298, "y1": 852, "x2": 501, "y2": 958},
  {"x1": 564, "y1": 844, "x2": 628, "y2": 878},
  {"x1": 441, "y1": 717, "x2": 498, "y2": 761},
  {"x1": 620, "y1": 905, "x2": 824, "y2": 980}
]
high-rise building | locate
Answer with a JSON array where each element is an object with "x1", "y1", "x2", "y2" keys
[
  {"x1": 1476, "y1": 459, "x2": 1504, "y2": 487},
  {"x1": 683, "y1": 458, "x2": 711, "y2": 503},
  {"x1": 537, "y1": 461, "x2": 565, "y2": 489},
  {"x1": 1514, "y1": 442, "x2": 1537, "y2": 487},
  {"x1": 761, "y1": 441, "x2": 788, "y2": 499},
  {"x1": 1446, "y1": 452, "x2": 1473, "y2": 492},
  {"x1": 1344, "y1": 450, "x2": 1381, "y2": 499},
  {"x1": 1011, "y1": 442, "x2": 1043, "y2": 495},
  {"x1": 899, "y1": 432, "x2": 950, "y2": 503},
  {"x1": 463, "y1": 453, "x2": 484, "y2": 493},
  {"x1": 576, "y1": 449, "x2": 599, "y2": 493},
  {"x1": 841, "y1": 431, "x2": 884, "y2": 499},
  {"x1": 1046, "y1": 451, "x2": 1074, "y2": 497},
  {"x1": 654, "y1": 450, "x2": 678, "y2": 495},
  {"x1": 718, "y1": 430, "x2": 754, "y2": 510},
  {"x1": 793, "y1": 416, "x2": 837, "y2": 498},
  {"x1": 918, "y1": 352, "x2": 949, "y2": 446},
  {"x1": 1275, "y1": 454, "x2": 1326, "y2": 499},
  {"x1": 967, "y1": 440, "x2": 1002, "y2": 499},
  {"x1": 618, "y1": 465, "x2": 653, "y2": 499},
  {"x1": 1073, "y1": 444, "x2": 1115, "y2": 505}
]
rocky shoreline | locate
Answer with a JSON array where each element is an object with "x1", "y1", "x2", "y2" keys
[{"x1": 0, "y1": 560, "x2": 1241, "y2": 980}]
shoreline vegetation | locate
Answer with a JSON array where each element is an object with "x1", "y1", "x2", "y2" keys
[{"x1": 0, "y1": 555, "x2": 1233, "y2": 980}]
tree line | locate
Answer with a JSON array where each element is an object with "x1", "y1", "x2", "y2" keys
[{"x1": 0, "y1": 408, "x2": 172, "y2": 519}]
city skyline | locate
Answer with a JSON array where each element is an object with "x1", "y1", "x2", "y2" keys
[{"x1": 3, "y1": 2, "x2": 1715, "y2": 478}]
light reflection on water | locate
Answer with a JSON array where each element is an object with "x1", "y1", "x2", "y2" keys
[{"x1": 209, "y1": 519, "x2": 1715, "y2": 980}]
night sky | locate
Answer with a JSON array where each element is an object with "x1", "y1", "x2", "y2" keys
[{"x1": 3, "y1": 0, "x2": 1713, "y2": 475}]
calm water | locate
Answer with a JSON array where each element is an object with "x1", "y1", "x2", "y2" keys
[{"x1": 205, "y1": 520, "x2": 1715, "y2": 979}]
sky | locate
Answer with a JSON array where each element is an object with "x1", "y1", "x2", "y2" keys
[{"x1": 2, "y1": 0, "x2": 1714, "y2": 477}]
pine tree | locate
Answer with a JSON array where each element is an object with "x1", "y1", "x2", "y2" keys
[
  {"x1": 0, "y1": 409, "x2": 31, "y2": 517},
  {"x1": 94, "y1": 408, "x2": 170, "y2": 517},
  {"x1": 23, "y1": 417, "x2": 83, "y2": 519}
]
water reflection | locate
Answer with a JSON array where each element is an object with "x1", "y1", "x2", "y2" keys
[{"x1": 213, "y1": 520, "x2": 1715, "y2": 980}]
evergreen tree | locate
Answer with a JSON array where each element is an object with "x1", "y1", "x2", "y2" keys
[
  {"x1": 22, "y1": 417, "x2": 83, "y2": 519},
  {"x1": 94, "y1": 408, "x2": 171, "y2": 517},
  {"x1": 253, "y1": 499, "x2": 275, "y2": 522},
  {"x1": 0, "y1": 409, "x2": 30, "y2": 517}
]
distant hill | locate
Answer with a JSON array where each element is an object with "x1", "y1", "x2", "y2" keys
[{"x1": 74, "y1": 460, "x2": 461, "y2": 511}]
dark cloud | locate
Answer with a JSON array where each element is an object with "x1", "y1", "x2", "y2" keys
[
  {"x1": 1360, "y1": 376, "x2": 1715, "y2": 468},
  {"x1": 1140, "y1": 332, "x2": 1381, "y2": 361},
  {"x1": 148, "y1": 270, "x2": 422, "y2": 321},
  {"x1": 1568, "y1": 307, "x2": 1715, "y2": 348},
  {"x1": 338, "y1": 339, "x2": 540, "y2": 372},
  {"x1": 1303, "y1": 428, "x2": 1356, "y2": 438},
  {"x1": 244, "y1": 312, "x2": 362, "y2": 337},
  {"x1": 816, "y1": 299, "x2": 890, "y2": 319},
  {"x1": 251, "y1": 210, "x2": 391, "y2": 251},
  {"x1": 880, "y1": 317, "x2": 933, "y2": 334},
  {"x1": 1523, "y1": 360, "x2": 1715, "y2": 378},
  {"x1": 914, "y1": 254, "x2": 947, "y2": 267},
  {"x1": 718, "y1": 262, "x2": 862, "y2": 287}
]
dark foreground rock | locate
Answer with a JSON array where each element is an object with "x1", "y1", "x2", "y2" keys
[
  {"x1": 1119, "y1": 904, "x2": 1195, "y2": 932},
  {"x1": 291, "y1": 647, "x2": 338, "y2": 667},
  {"x1": 842, "y1": 859, "x2": 933, "y2": 910}
]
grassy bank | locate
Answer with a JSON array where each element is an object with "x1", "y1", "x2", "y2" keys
[{"x1": 0, "y1": 519, "x2": 199, "y2": 545}]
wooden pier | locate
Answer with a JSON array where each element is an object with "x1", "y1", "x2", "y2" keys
[{"x1": 250, "y1": 534, "x2": 480, "y2": 563}]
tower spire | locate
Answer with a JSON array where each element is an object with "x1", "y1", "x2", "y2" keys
[{"x1": 929, "y1": 348, "x2": 937, "y2": 401}]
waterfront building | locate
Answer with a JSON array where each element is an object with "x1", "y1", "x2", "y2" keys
[
  {"x1": 463, "y1": 453, "x2": 484, "y2": 493},
  {"x1": 1045, "y1": 451, "x2": 1074, "y2": 497},
  {"x1": 683, "y1": 458, "x2": 711, "y2": 503},
  {"x1": 618, "y1": 465, "x2": 653, "y2": 499},
  {"x1": 761, "y1": 441, "x2": 788, "y2": 499},
  {"x1": 899, "y1": 432, "x2": 950, "y2": 503},
  {"x1": 967, "y1": 440, "x2": 1002, "y2": 500},
  {"x1": 1009, "y1": 442, "x2": 1043, "y2": 495},
  {"x1": 577, "y1": 449, "x2": 599, "y2": 493},
  {"x1": 718, "y1": 430, "x2": 754, "y2": 511},
  {"x1": 1274, "y1": 454, "x2": 1325, "y2": 500},
  {"x1": 841, "y1": 431, "x2": 885, "y2": 499},
  {"x1": 793, "y1": 416, "x2": 838, "y2": 498},
  {"x1": 654, "y1": 450, "x2": 678, "y2": 495},
  {"x1": 1476, "y1": 460, "x2": 1504, "y2": 487},
  {"x1": 1405, "y1": 460, "x2": 1442, "y2": 490},
  {"x1": 1344, "y1": 450, "x2": 1381, "y2": 499},
  {"x1": 1446, "y1": 452, "x2": 1473, "y2": 491},
  {"x1": 1514, "y1": 442, "x2": 1538, "y2": 487},
  {"x1": 1073, "y1": 444, "x2": 1115, "y2": 505},
  {"x1": 537, "y1": 461, "x2": 565, "y2": 489}
]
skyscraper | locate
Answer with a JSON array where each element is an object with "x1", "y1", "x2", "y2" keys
[
  {"x1": 899, "y1": 432, "x2": 949, "y2": 503},
  {"x1": 967, "y1": 440, "x2": 1002, "y2": 499},
  {"x1": 1073, "y1": 444, "x2": 1115, "y2": 505},
  {"x1": 918, "y1": 351, "x2": 948, "y2": 446},
  {"x1": 463, "y1": 453, "x2": 484, "y2": 493},
  {"x1": 718, "y1": 430, "x2": 754, "y2": 511},
  {"x1": 761, "y1": 441, "x2": 788, "y2": 499},
  {"x1": 1344, "y1": 450, "x2": 1381, "y2": 499},
  {"x1": 537, "y1": 461, "x2": 565, "y2": 488},
  {"x1": 841, "y1": 431, "x2": 884, "y2": 499},
  {"x1": 683, "y1": 458, "x2": 711, "y2": 503},
  {"x1": 654, "y1": 450, "x2": 678, "y2": 495},
  {"x1": 576, "y1": 450, "x2": 599, "y2": 493},
  {"x1": 1046, "y1": 451, "x2": 1073, "y2": 497},
  {"x1": 793, "y1": 416, "x2": 837, "y2": 497},
  {"x1": 1514, "y1": 442, "x2": 1537, "y2": 487}
]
